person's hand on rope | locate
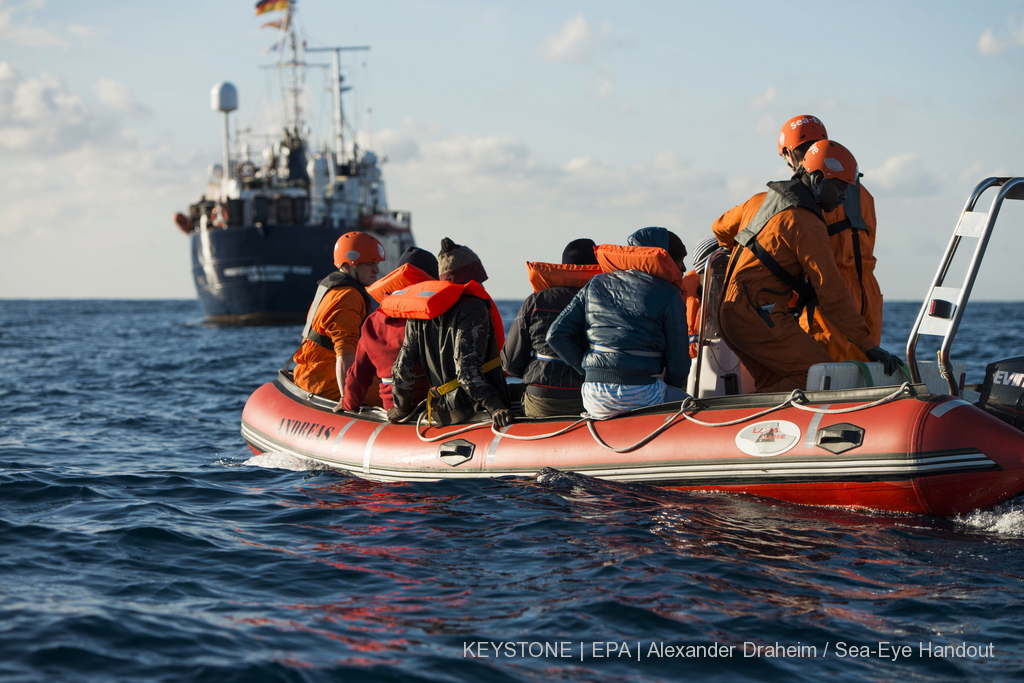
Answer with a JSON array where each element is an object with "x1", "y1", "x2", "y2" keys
[{"x1": 490, "y1": 408, "x2": 514, "y2": 429}]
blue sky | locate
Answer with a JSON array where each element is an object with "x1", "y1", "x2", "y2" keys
[{"x1": 2, "y1": 0, "x2": 1023, "y2": 301}]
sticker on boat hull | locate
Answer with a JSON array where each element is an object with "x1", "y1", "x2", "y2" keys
[{"x1": 735, "y1": 420, "x2": 801, "y2": 456}]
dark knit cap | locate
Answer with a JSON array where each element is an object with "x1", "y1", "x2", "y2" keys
[
  {"x1": 666, "y1": 230, "x2": 687, "y2": 264},
  {"x1": 438, "y1": 237, "x2": 488, "y2": 284},
  {"x1": 561, "y1": 238, "x2": 599, "y2": 265},
  {"x1": 397, "y1": 246, "x2": 439, "y2": 279}
]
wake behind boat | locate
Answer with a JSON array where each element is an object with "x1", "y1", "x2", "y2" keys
[
  {"x1": 241, "y1": 177, "x2": 1024, "y2": 517},
  {"x1": 175, "y1": 2, "x2": 414, "y2": 325}
]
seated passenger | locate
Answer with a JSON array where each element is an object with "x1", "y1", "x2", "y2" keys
[
  {"x1": 291, "y1": 232, "x2": 384, "y2": 404},
  {"x1": 714, "y1": 140, "x2": 901, "y2": 393},
  {"x1": 342, "y1": 247, "x2": 439, "y2": 412},
  {"x1": 501, "y1": 239, "x2": 601, "y2": 417},
  {"x1": 386, "y1": 238, "x2": 513, "y2": 428},
  {"x1": 546, "y1": 227, "x2": 691, "y2": 420}
]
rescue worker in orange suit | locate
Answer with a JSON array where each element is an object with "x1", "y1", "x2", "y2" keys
[
  {"x1": 386, "y1": 238, "x2": 513, "y2": 428},
  {"x1": 714, "y1": 115, "x2": 884, "y2": 362},
  {"x1": 291, "y1": 231, "x2": 385, "y2": 405},
  {"x1": 714, "y1": 140, "x2": 902, "y2": 393},
  {"x1": 778, "y1": 115, "x2": 883, "y2": 361}
]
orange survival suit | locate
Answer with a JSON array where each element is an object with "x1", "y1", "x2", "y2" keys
[
  {"x1": 291, "y1": 271, "x2": 373, "y2": 401},
  {"x1": 713, "y1": 179, "x2": 883, "y2": 362},
  {"x1": 681, "y1": 269, "x2": 702, "y2": 358},
  {"x1": 714, "y1": 179, "x2": 878, "y2": 393},
  {"x1": 813, "y1": 180, "x2": 883, "y2": 361}
]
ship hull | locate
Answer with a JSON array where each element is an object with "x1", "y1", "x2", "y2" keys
[{"x1": 192, "y1": 223, "x2": 389, "y2": 325}]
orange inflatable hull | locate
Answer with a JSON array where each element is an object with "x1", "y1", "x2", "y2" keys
[{"x1": 241, "y1": 373, "x2": 1024, "y2": 517}]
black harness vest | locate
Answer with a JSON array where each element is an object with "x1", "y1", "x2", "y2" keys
[
  {"x1": 733, "y1": 179, "x2": 823, "y2": 322},
  {"x1": 824, "y1": 180, "x2": 868, "y2": 313},
  {"x1": 300, "y1": 271, "x2": 374, "y2": 351}
]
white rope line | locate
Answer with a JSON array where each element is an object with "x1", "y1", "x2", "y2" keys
[
  {"x1": 412, "y1": 410, "x2": 489, "y2": 442},
  {"x1": 490, "y1": 419, "x2": 589, "y2": 440},
  {"x1": 787, "y1": 383, "x2": 912, "y2": 414},
  {"x1": 674, "y1": 395, "x2": 795, "y2": 427},
  {"x1": 404, "y1": 383, "x2": 914, "y2": 449},
  {"x1": 585, "y1": 415, "x2": 680, "y2": 453}
]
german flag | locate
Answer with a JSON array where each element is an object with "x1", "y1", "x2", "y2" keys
[{"x1": 255, "y1": 0, "x2": 290, "y2": 16}]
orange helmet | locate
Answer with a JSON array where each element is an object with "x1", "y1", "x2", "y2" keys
[
  {"x1": 801, "y1": 140, "x2": 858, "y2": 185},
  {"x1": 333, "y1": 231, "x2": 386, "y2": 268},
  {"x1": 778, "y1": 115, "x2": 827, "y2": 156}
]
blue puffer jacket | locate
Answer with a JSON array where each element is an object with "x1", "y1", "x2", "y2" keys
[{"x1": 546, "y1": 227, "x2": 690, "y2": 388}]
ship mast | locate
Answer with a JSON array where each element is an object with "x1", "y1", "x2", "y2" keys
[
  {"x1": 280, "y1": 4, "x2": 302, "y2": 138},
  {"x1": 306, "y1": 45, "x2": 369, "y2": 166}
]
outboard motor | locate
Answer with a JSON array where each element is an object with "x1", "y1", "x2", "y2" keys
[{"x1": 978, "y1": 356, "x2": 1024, "y2": 430}]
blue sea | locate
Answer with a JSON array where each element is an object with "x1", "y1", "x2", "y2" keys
[{"x1": 2, "y1": 299, "x2": 1023, "y2": 682}]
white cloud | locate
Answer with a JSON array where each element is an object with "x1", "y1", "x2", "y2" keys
[
  {"x1": 0, "y1": 0, "x2": 96, "y2": 49},
  {"x1": 95, "y1": 79, "x2": 152, "y2": 117},
  {"x1": 978, "y1": 18, "x2": 1024, "y2": 56},
  {"x1": 366, "y1": 127, "x2": 420, "y2": 164},
  {"x1": 592, "y1": 73, "x2": 614, "y2": 99},
  {"x1": 978, "y1": 28, "x2": 1004, "y2": 56},
  {"x1": 750, "y1": 87, "x2": 776, "y2": 111},
  {"x1": 380, "y1": 123, "x2": 731, "y2": 296},
  {"x1": 0, "y1": 62, "x2": 107, "y2": 152},
  {"x1": 865, "y1": 152, "x2": 939, "y2": 196},
  {"x1": 541, "y1": 13, "x2": 611, "y2": 63},
  {"x1": 66, "y1": 23, "x2": 97, "y2": 40},
  {"x1": 0, "y1": 63, "x2": 197, "y2": 241}
]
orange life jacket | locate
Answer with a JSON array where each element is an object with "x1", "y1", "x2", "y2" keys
[
  {"x1": 595, "y1": 243, "x2": 688, "y2": 295},
  {"x1": 681, "y1": 269, "x2": 702, "y2": 358},
  {"x1": 378, "y1": 280, "x2": 505, "y2": 348},
  {"x1": 526, "y1": 262, "x2": 603, "y2": 293},
  {"x1": 366, "y1": 263, "x2": 435, "y2": 304}
]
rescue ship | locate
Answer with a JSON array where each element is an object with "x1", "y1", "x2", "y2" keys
[
  {"x1": 240, "y1": 177, "x2": 1024, "y2": 517},
  {"x1": 174, "y1": 2, "x2": 414, "y2": 325}
]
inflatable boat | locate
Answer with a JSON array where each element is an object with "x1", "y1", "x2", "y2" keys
[{"x1": 240, "y1": 177, "x2": 1024, "y2": 517}]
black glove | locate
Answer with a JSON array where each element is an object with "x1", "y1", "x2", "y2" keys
[
  {"x1": 865, "y1": 346, "x2": 904, "y2": 376},
  {"x1": 387, "y1": 406, "x2": 411, "y2": 424},
  {"x1": 490, "y1": 408, "x2": 514, "y2": 429}
]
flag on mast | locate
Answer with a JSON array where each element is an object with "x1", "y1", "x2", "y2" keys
[
  {"x1": 260, "y1": 17, "x2": 290, "y2": 30},
  {"x1": 255, "y1": 0, "x2": 290, "y2": 16}
]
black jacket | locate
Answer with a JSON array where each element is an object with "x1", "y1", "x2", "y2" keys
[
  {"x1": 501, "y1": 286, "x2": 585, "y2": 399},
  {"x1": 392, "y1": 295, "x2": 510, "y2": 424}
]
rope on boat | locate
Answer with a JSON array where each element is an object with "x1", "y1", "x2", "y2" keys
[
  {"x1": 584, "y1": 414, "x2": 680, "y2": 453},
  {"x1": 410, "y1": 407, "x2": 490, "y2": 442},
  {"x1": 582, "y1": 393, "x2": 802, "y2": 453},
  {"x1": 787, "y1": 382, "x2": 913, "y2": 414},
  {"x1": 405, "y1": 382, "x2": 915, "y2": 451},
  {"x1": 674, "y1": 395, "x2": 795, "y2": 427}
]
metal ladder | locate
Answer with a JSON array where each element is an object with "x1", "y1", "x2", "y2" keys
[{"x1": 906, "y1": 177, "x2": 1024, "y2": 395}]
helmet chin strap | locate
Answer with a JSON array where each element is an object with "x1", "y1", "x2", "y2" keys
[
  {"x1": 808, "y1": 172, "x2": 825, "y2": 204},
  {"x1": 798, "y1": 169, "x2": 826, "y2": 204}
]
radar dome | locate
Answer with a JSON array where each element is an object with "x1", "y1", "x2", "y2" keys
[{"x1": 210, "y1": 82, "x2": 238, "y2": 113}]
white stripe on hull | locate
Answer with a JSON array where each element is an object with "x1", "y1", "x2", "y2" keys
[{"x1": 241, "y1": 423, "x2": 996, "y2": 484}]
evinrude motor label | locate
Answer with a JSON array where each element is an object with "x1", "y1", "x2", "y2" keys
[
  {"x1": 735, "y1": 420, "x2": 801, "y2": 456},
  {"x1": 991, "y1": 370, "x2": 1024, "y2": 388}
]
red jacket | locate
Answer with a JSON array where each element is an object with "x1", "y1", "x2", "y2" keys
[{"x1": 342, "y1": 310, "x2": 428, "y2": 411}]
